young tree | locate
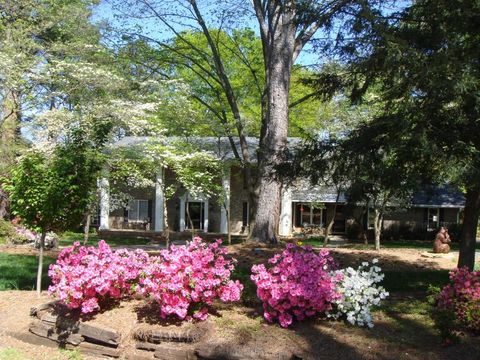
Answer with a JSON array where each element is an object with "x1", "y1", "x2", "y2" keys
[{"x1": 4, "y1": 131, "x2": 102, "y2": 295}]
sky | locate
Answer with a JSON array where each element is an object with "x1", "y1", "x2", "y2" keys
[{"x1": 90, "y1": 0, "x2": 328, "y2": 68}]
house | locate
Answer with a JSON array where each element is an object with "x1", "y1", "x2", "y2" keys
[{"x1": 96, "y1": 137, "x2": 465, "y2": 239}]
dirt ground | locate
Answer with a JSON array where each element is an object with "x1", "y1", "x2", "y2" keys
[{"x1": 0, "y1": 244, "x2": 478, "y2": 360}]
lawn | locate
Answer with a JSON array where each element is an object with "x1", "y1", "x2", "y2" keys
[
  {"x1": 59, "y1": 231, "x2": 150, "y2": 247},
  {"x1": 0, "y1": 253, "x2": 55, "y2": 291}
]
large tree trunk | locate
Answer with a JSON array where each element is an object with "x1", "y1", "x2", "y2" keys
[
  {"x1": 36, "y1": 231, "x2": 46, "y2": 297},
  {"x1": 324, "y1": 202, "x2": 338, "y2": 247},
  {"x1": 457, "y1": 183, "x2": 480, "y2": 270},
  {"x1": 250, "y1": 6, "x2": 296, "y2": 243}
]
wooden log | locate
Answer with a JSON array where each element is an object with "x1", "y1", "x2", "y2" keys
[
  {"x1": 136, "y1": 341, "x2": 163, "y2": 352},
  {"x1": 153, "y1": 344, "x2": 197, "y2": 360},
  {"x1": 29, "y1": 321, "x2": 84, "y2": 346},
  {"x1": 78, "y1": 322, "x2": 121, "y2": 347},
  {"x1": 134, "y1": 322, "x2": 213, "y2": 344},
  {"x1": 40, "y1": 312, "x2": 58, "y2": 324},
  {"x1": 7, "y1": 331, "x2": 59, "y2": 348},
  {"x1": 30, "y1": 300, "x2": 58, "y2": 317},
  {"x1": 66, "y1": 341, "x2": 121, "y2": 358}
]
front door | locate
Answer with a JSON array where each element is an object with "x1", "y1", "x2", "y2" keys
[
  {"x1": 186, "y1": 201, "x2": 204, "y2": 230},
  {"x1": 332, "y1": 205, "x2": 346, "y2": 233}
]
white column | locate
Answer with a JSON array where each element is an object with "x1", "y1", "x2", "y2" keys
[
  {"x1": 179, "y1": 194, "x2": 186, "y2": 231},
  {"x1": 279, "y1": 186, "x2": 292, "y2": 236},
  {"x1": 203, "y1": 198, "x2": 209, "y2": 233},
  {"x1": 220, "y1": 168, "x2": 230, "y2": 234},
  {"x1": 154, "y1": 168, "x2": 165, "y2": 232},
  {"x1": 98, "y1": 176, "x2": 110, "y2": 230}
]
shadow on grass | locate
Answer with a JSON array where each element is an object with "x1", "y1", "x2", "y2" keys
[{"x1": 0, "y1": 253, "x2": 55, "y2": 291}]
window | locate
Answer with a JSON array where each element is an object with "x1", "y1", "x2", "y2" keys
[
  {"x1": 293, "y1": 202, "x2": 325, "y2": 227},
  {"x1": 128, "y1": 199, "x2": 149, "y2": 222},
  {"x1": 427, "y1": 208, "x2": 439, "y2": 230}
]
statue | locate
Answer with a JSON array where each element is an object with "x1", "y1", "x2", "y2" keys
[{"x1": 433, "y1": 226, "x2": 451, "y2": 254}]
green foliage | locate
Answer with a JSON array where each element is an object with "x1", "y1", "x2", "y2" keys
[
  {"x1": 0, "y1": 253, "x2": 55, "y2": 291},
  {"x1": 427, "y1": 286, "x2": 460, "y2": 344},
  {"x1": 382, "y1": 271, "x2": 449, "y2": 293},
  {"x1": 4, "y1": 131, "x2": 102, "y2": 233},
  {"x1": 0, "y1": 219, "x2": 31, "y2": 244}
]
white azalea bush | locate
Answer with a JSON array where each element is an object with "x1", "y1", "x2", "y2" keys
[{"x1": 328, "y1": 259, "x2": 389, "y2": 328}]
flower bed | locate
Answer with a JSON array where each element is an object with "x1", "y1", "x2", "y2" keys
[
  {"x1": 48, "y1": 237, "x2": 242, "y2": 320},
  {"x1": 136, "y1": 238, "x2": 243, "y2": 320}
]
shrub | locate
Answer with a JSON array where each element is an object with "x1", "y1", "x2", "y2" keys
[
  {"x1": 48, "y1": 240, "x2": 149, "y2": 313},
  {"x1": 0, "y1": 219, "x2": 36, "y2": 244},
  {"x1": 328, "y1": 259, "x2": 389, "y2": 328},
  {"x1": 432, "y1": 267, "x2": 480, "y2": 341},
  {"x1": 251, "y1": 244, "x2": 341, "y2": 328},
  {"x1": 136, "y1": 237, "x2": 243, "y2": 321}
]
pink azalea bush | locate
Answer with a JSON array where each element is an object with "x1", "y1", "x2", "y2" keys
[
  {"x1": 136, "y1": 237, "x2": 243, "y2": 321},
  {"x1": 48, "y1": 237, "x2": 242, "y2": 320},
  {"x1": 433, "y1": 267, "x2": 480, "y2": 338},
  {"x1": 251, "y1": 243, "x2": 342, "y2": 327},
  {"x1": 48, "y1": 240, "x2": 149, "y2": 313}
]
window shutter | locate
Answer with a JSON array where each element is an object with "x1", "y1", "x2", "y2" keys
[{"x1": 148, "y1": 199, "x2": 153, "y2": 223}]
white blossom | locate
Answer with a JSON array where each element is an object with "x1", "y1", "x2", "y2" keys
[{"x1": 328, "y1": 260, "x2": 389, "y2": 328}]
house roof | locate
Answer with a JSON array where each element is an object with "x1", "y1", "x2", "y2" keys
[
  {"x1": 112, "y1": 137, "x2": 465, "y2": 208},
  {"x1": 112, "y1": 136, "x2": 302, "y2": 162},
  {"x1": 290, "y1": 180, "x2": 347, "y2": 203},
  {"x1": 411, "y1": 185, "x2": 465, "y2": 208}
]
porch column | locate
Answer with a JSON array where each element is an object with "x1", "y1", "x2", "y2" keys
[
  {"x1": 179, "y1": 194, "x2": 186, "y2": 231},
  {"x1": 279, "y1": 186, "x2": 292, "y2": 236},
  {"x1": 98, "y1": 176, "x2": 110, "y2": 230},
  {"x1": 203, "y1": 198, "x2": 209, "y2": 233},
  {"x1": 220, "y1": 167, "x2": 231, "y2": 234},
  {"x1": 154, "y1": 168, "x2": 165, "y2": 232}
]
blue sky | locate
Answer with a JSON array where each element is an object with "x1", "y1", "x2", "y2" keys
[{"x1": 91, "y1": 0, "x2": 326, "y2": 67}]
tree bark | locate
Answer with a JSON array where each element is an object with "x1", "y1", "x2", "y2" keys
[
  {"x1": 36, "y1": 231, "x2": 46, "y2": 297},
  {"x1": 457, "y1": 183, "x2": 480, "y2": 270},
  {"x1": 250, "y1": 4, "x2": 296, "y2": 243},
  {"x1": 374, "y1": 209, "x2": 382, "y2": 251},
  {"x1": 83, "y1": 212, "x2": 91, "y2": 245},
  {"x1": 324, "y1": 192, "x2": 341, "y2": 247}
]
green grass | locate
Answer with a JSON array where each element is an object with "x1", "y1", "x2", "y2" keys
[
  {"x1": 382, "y1": 270, "x2": 450, "y2": 293},
  {"x1": 59, "y1": 231, "x2": 150, "y2": 247},
  {"x1": 0, "y1": 347, "x2": 31, "y2": 360},
  {"x1": 0, "y1": 253, "x2": 55, "y2": 291}
]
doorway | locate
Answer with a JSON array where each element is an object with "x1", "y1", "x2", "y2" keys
[{"x1": 186, "y1": 201, "x2": 205, "y2": 230}]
